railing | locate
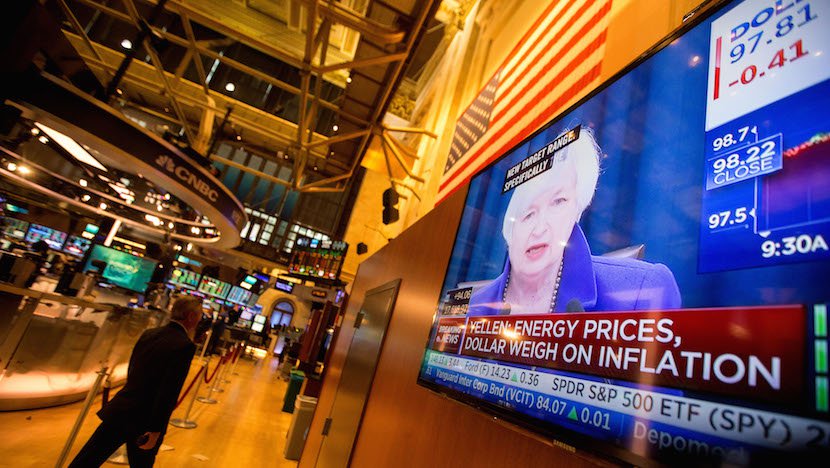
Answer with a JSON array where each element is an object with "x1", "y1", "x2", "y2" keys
[{"x1": 0, "y1": 283, "x2": 166, "y2": 410}]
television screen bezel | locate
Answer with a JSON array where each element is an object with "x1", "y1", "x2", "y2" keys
[
  {"x1": 62, "y1": 234, "x2": 91, "y2": 257},
  {"x1": 83, "y1": 244, "x2": 158, "y2": 293},
  {"x1": 227, "y1": 285, "x2": 252, "y2": 305},
  {"x1": 169, "y1": 266, "x2": 200, "y2": 289},
  {"x1": 24, "y1": 223, "x2": 67, "y2": 250},
  {"x1": 196, "y1": 275, "x2": 232, "y2": 299},
  {"x1": 411, "y1": 0, "x2": 803, "y2": 465},
  {"x1": 1, "y1": 216, "x2": 30, "y2": 240}
]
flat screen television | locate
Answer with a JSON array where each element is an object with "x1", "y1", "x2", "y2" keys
[
  {"x1": 169, "y1": 266, "x2": 200, "y2": 289},
  {"x1": 1, "y1": 217, "x2": 29, "y2": 240},
  {"x1": 417, "y1": 0, "x2": 830, "y2": 465},
  {"x1": 287, "y1": 237, "x2": 348, "y2": 281},
  {"x1": 197, "y1": 275, "x2": 231, "y2": 299},
  {"x1": 83, "y1": 244, "x2": 158, "y2": 293},
  {"x1": 251, "y1": 314, "x2": 266, "y2": 333},
  {"x1": 62, "y1": 235, "x2": 91, "y2": 257},
  {"x1": 25, "y1": 223, "x2": 67, "y2": 250},
  {"x1": 227, "y1": 285, "x2": 252, "y2": 305},
  {"x1": 275, "y1": 279, "x2": 294, "y2": 293}
]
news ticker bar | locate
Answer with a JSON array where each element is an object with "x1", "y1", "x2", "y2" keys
[
  {"x1": 423, "y1": 351, "x2": 830, "y2": 452},
  {"x1": 816, "y1": 304, "x2": 828, "y2": 412}
]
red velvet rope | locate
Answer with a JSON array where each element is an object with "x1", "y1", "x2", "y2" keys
[
  {"x1": 232, "y1": 343, "x2": 242, "y2": 363},
  {"x1": 203, "y1": 356, "x2": 223, "y2": 384},
  {"x1": 175, "y1": 366, "x2": 206, "y2": 409}
]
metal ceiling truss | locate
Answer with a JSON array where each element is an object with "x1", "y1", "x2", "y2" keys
[{"x1": 56, "y1": 0, "x2": 439, "y2": 195}]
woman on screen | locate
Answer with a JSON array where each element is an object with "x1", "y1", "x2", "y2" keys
[{"x1": 468, "y1": 128, "x2": 681, "y2": 315}]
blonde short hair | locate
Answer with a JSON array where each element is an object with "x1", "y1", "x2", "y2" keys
[{"x1": 502, "y1": 128, "x2": 601, "y2": 244}]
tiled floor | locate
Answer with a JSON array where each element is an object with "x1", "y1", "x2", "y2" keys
[{"x1": 0, "y1": 355, "x2": 299, "y2": 467}]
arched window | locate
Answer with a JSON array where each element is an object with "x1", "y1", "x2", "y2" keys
[{"x1": 270, "y1": 300, "x2": 294, "y2": 327}]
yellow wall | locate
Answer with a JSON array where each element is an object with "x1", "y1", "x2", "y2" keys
[{"x1": 341, "y1": 0, "x2": 705, "y2": 277}]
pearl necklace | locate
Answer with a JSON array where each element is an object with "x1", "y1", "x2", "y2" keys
[{"x1": 503, "y1": 259, "x2": 565, "y2": 313}]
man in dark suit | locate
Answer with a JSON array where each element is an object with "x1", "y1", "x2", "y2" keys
[{"x1": 68, "y1": 296, "x2": 203, "y2": 467}]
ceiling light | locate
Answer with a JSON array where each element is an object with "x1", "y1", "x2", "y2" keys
[
  {"x1": 7, "y1": 162, "x2": 17, "y2": 171},
  {"x1": 236, "y1": 135, "x2": 242, "y2": 141},
  {"x1": 163, "y1": 193, "x2": 171, "y2": 200},
  {"x1": 313, "y1": 165, "x2": 318, "y2": 171},
  {"x1": 121, "y1": 39, "x2": 132, "y2": 49},
  {"x1": 186, "y1": 243, "x2": 193, "y2": 252},
  {"x1": 34, "y1": 123, "x2": 108, "y2": 172},
  {"x1": 79, "y1": 179, "x2": 88, "y2": 187},
  {"x1": 38, "y1": 136, "x2": 49, "y2": 144},
  {"x1": 30, "y1": 128, "x2": 39, "y2": 136},
  {"x1": 157, "y1": 204, "x2": 163, "y2": 212},
  {"x1": 17, "y1": 166, "x2": 31, "y2": 175},
  {"x1": 191, "y1": 226, "x2": 201, "y2": 235},
  {"x1": 346, "y1": 77, "x2": 352, "y2": 83},
  {"x1": 332, "y1": 125, "x2": 339, "y2": 132},
  {"x1": 99, "y1": 202, "x2": 108, "y2": 210},
  {"x1": 168, "y1": 222, "x2": 174, "y2": 229},
  {"x1": 225, "y1": 82, "x2": 236, "y2": 92},
  {"x1": 81, "y1": 194, "x2": 91, "y2": 202}
]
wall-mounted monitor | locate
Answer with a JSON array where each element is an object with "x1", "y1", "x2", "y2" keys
[
  {"x1": 418, "y1": 0, "x2": 830, "y2": 465},
  {"x1": 169, "y1": 266, "x2": 200, "y2": 289},
  {"x1": 197, "y1": 275, "x2": 231, "y2": 299},
  {"x1": 62, "y1": 235, "x2": 91, "y2": 257},
  {"x1": 25, "y1": 223, "x2": 67, "y2": 250},
  {"x1": 275, "y1": 279, "x2": 294, "y2": 293},
  {"x1": 83, "y1": 244, "x2": 157, "y2": 293},
  {"x1": 288, "y1": 237, "x2": 348, "y2": 281},
  {"x1": 1, "y1": 217, "x2": 29, "y2": 240},
  {"x1": 227, "y1": 285, "x2": 252, "y2": 305},
  {"x1": 251, "y1": 314, "x2": 266, "y2": 333}
]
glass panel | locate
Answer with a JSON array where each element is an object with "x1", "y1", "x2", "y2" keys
[{"x1": 249, "y1": 223, "x2": 261, "y2": 241}]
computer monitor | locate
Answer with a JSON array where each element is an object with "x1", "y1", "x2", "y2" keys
[
  {"x1": 62, "y1": 235, "x2": 91, "y2": 257},
  {"x1": 25, "y1": 223, "x2": 67, "y2": 250}
]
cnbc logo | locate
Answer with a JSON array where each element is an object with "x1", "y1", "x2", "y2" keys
[{"x1": 155, "y1": 154, "x2": 219, "y2": 202}]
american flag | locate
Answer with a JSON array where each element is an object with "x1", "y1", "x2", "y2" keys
[
  {"x1": 438, "y1": 0, "x2": 613, "y2": 203},
  {"x1": 444, "y1": 71, "x2": 501, "y2": 173}
]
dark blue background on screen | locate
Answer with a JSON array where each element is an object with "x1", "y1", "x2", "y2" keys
[{"x1": 440, "y1": 1, "x2": 830, "y2": 309}]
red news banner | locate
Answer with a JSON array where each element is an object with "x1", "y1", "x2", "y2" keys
[{"x1": 430, "y1": 307, "x2": 806, "y2": 405}]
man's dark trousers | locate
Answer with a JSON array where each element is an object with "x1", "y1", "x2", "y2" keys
[{"x1": 68, "y1": 322, "x2": 195, "y2": 467}]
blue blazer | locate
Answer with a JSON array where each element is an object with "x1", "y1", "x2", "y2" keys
[{"x1": 468, "y1": 225, "x2": 681, "y2": 315}]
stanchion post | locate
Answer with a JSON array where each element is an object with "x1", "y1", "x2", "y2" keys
[
  {"x1": 231, "y1": 341, "x2": 244, "y2": 376},
  {"x1": 216, "y1": 345, "x2": 238, "y2": 390},
  {"x1": 222, "y1": 344, "x2": 236, "y2": 384},
  {"x1": 55, "y1": 365, "x2": 109, "y2": 468},
  {"x1": 198, "y1": 320, "x2": 214, "y2": 359},
  {"x1": 170, "y1": 357, "x2": 208, "y2": 429},
  {"x1": 106, "y1": 444, "x2": 129, "y2": 465},
  {"x1": 196, "y1": 352, "x2": 224, "y2": 405}
]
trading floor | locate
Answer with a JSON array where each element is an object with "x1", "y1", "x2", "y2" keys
[{"x1": 0, "y1": 355, "x2": 297, "y2": 467}]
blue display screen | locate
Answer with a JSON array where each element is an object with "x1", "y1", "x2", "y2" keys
[
  {"x1": 418, "y1": 0, "x2": 830, "y2": 465},
  {"x1": 84, "y1": 244, "x2": 158, "y2": 293}
]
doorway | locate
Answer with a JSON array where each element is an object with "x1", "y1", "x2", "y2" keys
[{"x1": 314, "y1": 279, "x2": 401, "y2": 467}]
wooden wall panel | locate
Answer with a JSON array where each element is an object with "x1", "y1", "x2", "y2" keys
[{"x1": 300, "y1": 189, "x2": 614, "y2": 468}]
